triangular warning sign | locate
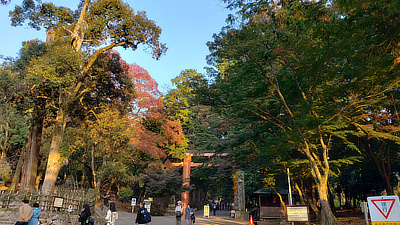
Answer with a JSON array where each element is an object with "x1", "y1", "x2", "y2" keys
[{"x1": 371, "y1": 199, "x2": 395, "y2": 219}]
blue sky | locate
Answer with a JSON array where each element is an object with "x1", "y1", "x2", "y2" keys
[{"x1": 0, "y1": 0, "x2": 231, "y2": 93}]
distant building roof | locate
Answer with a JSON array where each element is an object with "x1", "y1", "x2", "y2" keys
[{"x1": 253, "y1": 187, "x2": 292, "y2": 195}]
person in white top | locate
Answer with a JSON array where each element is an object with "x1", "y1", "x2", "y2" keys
[
  {"x1": 105, "y1": 202, "x2": 118, "y2": 225},
  {"x1": 175, "y1": 201, "x2": 184, "y2": 225}
]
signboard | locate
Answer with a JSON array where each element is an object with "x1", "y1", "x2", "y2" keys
[
  {"x1": 204, "y1": 205, "x2": 210, "y2": 218},
  {"x1": 131, "y1": 198, "x2": 136, "y2": 206},
  {"x1": 144, "y1": 199, "x2": 152, "y2": 213},
  {"x1": 53, "y1": 197, "x2": 64, "y2": 208},
  {"x1": 67, "y1": 205, "x2": 73, "y2": 213},
  {"x1": 367, "y1": 195, "x2": 400, "y2": 225},
  {"x1": 286, "y1": 205, "x2": 310, "y2": 223}
]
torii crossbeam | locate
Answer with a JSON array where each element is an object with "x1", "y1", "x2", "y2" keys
[{"x1": 172, "y1": 152, "x2": 228, "y2": 212}]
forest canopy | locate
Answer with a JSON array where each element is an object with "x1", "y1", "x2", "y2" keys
[{"x1": 1, "y1": 1, "x2": 400, "y2": 224}]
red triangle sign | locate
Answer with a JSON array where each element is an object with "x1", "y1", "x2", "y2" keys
[{"x1": 371, "y1": 199, "x2": 395, "y2": 219}]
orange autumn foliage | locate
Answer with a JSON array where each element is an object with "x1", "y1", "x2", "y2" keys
[{"x1": 128, "y1": 63, "x2": 187, "y2": 159}]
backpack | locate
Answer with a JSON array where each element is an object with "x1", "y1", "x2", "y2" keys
[
  {"x1": 142, "y1": 208, "x2": 151, "y2": 223},
  {"x1": 86, "y1": 216, "x2": 94, "y2": 225}
]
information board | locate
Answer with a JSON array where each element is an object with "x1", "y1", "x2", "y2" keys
[
  {"x1": 286, "y1": 205, "x2": 309, "y2": 223},
  {"x1": 53, "y1": 197, "x2": 64, "y2": 208}
]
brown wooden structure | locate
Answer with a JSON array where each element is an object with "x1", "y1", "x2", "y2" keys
[
  {"x1": 172, "y1": 152, "x2": 228, "y2": 214},
  {"x1": 251, "y1": 187, "x2": 296, "y2": 220}
]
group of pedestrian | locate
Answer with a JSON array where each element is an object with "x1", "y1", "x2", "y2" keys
[
  {"x1": 15, "y1": 199, "x2": 119, "y2": 225},
  {"x1": 79, "y1": 202, "x2": 118, "y2": 225},
  {"x1": 175, "y1": 201, "x2": 195, "y2": 225},
  {"x1": 15, "y1": 200, "x2": 41, "y2": 225},
  {"x1": 15, "y1": 197, "x2": 201, "y2": 225}
]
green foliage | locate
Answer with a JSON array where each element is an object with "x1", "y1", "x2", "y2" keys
[
  {"x1": 101, "y1": 161, "x2": 135, "y2": 189},
  {"x1": 139, "y1": 165, "x2": 182, "y2": 197},
  {"x1": 0, "y1": 60, "x2": 29, "y2": 156},
  {"x1": 163, "y1": 69, "x2": 207, "y2": 124},
  {"x1": 204, "y1": 0, "x2": 400, "y2": 221},
  {"x1": 86, "y1": 0, "x2": 167, "y2": 59},
  {"x1": 26, "y1": 40, "x2": 83, "y2": 88},
  {"x1": 0, "y1": 159, "x2": 12, "y2": 182},
  {"x1": 118, "y1": 186, "x2": 133, "y2": 202}
]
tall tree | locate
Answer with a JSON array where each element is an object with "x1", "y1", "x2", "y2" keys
[
  {"x1": 207, "y1": 0, "x2": 400, "y2": 224},
  {"x1": 8, "y1": 0, "x2": 167, "y2": 193}
]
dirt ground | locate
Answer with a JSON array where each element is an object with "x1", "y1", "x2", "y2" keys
[
  {"x1": 257, "y1": 209, "x2": 367, "y2": 225},
  {"x1": 336, "y1": 209, "x2": 368, "y2": 224}
]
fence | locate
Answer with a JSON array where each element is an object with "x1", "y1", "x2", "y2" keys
[{"x1": 0, "y1": 189, "x2": 96, "y2": 214}]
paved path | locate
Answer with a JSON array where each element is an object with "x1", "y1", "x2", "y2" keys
[{"x1": 116, "y1": 209, "x2": 250, "y2": 225}]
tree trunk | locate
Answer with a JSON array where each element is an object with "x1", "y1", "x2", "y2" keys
[
  {"x1": 96, "y1": 154, "x2": 107, "y2": 193},
  {"x1": 294, "y1": 181, "x2": 320, "y2": 221},
  {"x1": 35, "y1": 171, "x2": 42, "y2": 190},
  {"x1": 82, "y1": 152, "x2": 86, "y2": 188},
  {"x1": 303, "y1": 137, "x2": 342, "y2": 225},
  {"x1": 20, "y1": 110, "x2": 44, "y2": 191},
  {"x1": 41, "y1": 106, "x2": 68, "y2": 194},
  {"x1": 368, "y1": 141, "x2": 394, "y2": 195},
  {"x1": 91, "y1": 144, "x2": 96, "y2": 189},
  {"x1": 10, "y1": 150, "x2": 24, "y2": 192},
  {"x1": 318, "y1": 183, "x2": 341, "y2": 225},
  {"x1": 265, "y1": 69, "x2": 340, "y2": 224}
]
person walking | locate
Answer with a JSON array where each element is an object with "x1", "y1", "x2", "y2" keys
[
  {"x1": 27, "y1": 203, "x2": 41, "y2": 225},
  {"x1": 78, "y1": 204, "x2": 91, "y2": 225},
  {"x1": 135, "y1": 201, "x2": 151, "y2": 224},
  {"x1": 175, "y1": 201, "x2": 184, "y2": 225},
  {"x1": 185, "y1": 204, "x2": 194, "y2": 225},
  {"x1": 103, "y1": 194, "x2": 110, "y2": 213},
  {"x1": 15, "y1": 199, "x2": 33, "y2": 225},
  {"x1": 105, "y1": 202, "x2": 118, "y2": 225},
  {"x1": 213, "y1": 202, "x2": 217, "y2": 216}
]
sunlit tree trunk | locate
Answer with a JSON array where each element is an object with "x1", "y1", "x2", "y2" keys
[
  {"x1": 304, "y1": 138, "x2": 341, "y2": 225},
  {"x1": 35, "y1": 171, "x2": 42, "y2": 190},
  {"x1": 294, "y1": 181, "x2": 320, "y2": 221},
  {"x1": 40, "y1": 0, "x2": 90, "y2": 195},
  {"x1": 41, "y1": 105, "x2": 68, "y2": 194},
  {"x1": 10, "y1": 149, "x2": 24, "y2": 192},
  {"x1": 91, "y1": 144, "x2": 97, "y2": 189}
]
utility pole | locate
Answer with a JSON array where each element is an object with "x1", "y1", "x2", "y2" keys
[{"x1": 287, "y1": 168, "x2": 293, "y2": 205}]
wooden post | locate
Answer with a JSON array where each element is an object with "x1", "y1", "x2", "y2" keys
[{"x1": 181, "y1": 153, "x2": 192, "y2": 214}]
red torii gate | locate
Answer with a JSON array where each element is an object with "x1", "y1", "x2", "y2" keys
[{"x1": 172, "y1": 152, "x2": 228, "y2": 212}]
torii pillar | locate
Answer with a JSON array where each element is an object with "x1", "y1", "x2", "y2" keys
[
  {"x1": 181, "y1": 153, "x2": 192, "y2": 211},
  {"x1": 174, "y1": 152, "x2": 228, "y2": 213}
]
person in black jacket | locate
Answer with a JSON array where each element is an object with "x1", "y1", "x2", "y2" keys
[
  {"x1": 78, "y1": 204, "x2": 91, "y2": 225},
  {"x1": 135, "y1": 202, "x2": 149, "y2": 224}
]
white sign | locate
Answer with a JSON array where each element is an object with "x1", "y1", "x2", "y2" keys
[
  {"x1": 67, "y1": 205, "x2": 73, "y2": 213},
  {"x1": 367, "y1": 195, "x2": 400, "y2": 222},
  {"x1": 144, "y1": 199, "x2": 151, "y2": 213},
  {"x1": 53, "y1": 197, "x2": 64, "y2": 208},
  {"x1": 144, "y1": 204, "x2": 151, "y2": 213},
  {"x1": 286, "y1": 205, "x2": 309, "y2": 222},
  {"x1": 131, "y1": 198, "x2": 136, "y2": 206},
  {"x1": 204, "y1": 205, "x2": 210, "y2": 218}
]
